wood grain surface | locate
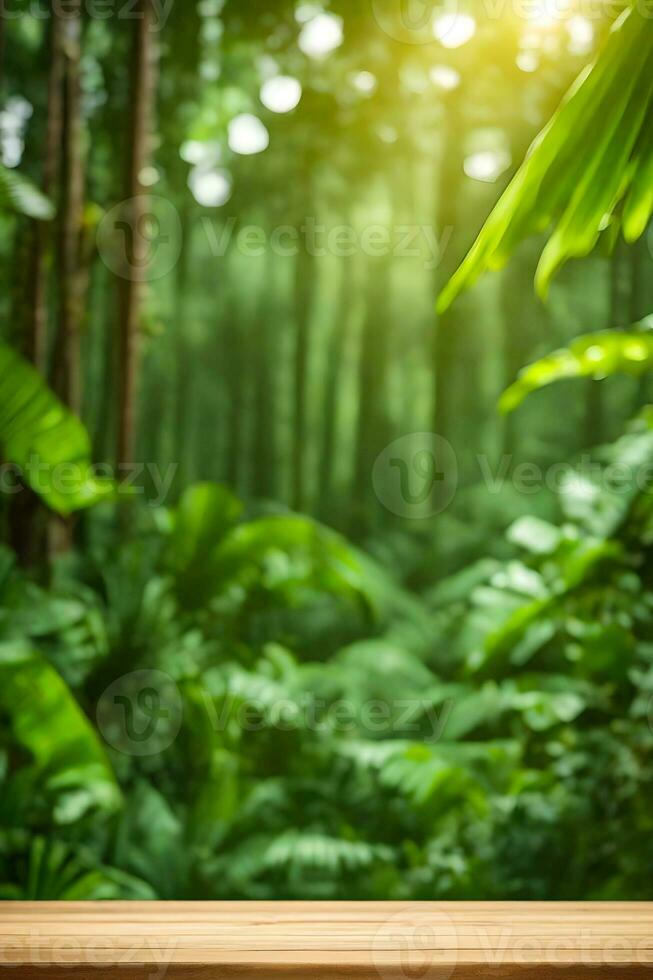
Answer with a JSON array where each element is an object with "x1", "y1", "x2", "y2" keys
[{"x1": 1, "y1": 902, "x2": 652, "y2": 980}]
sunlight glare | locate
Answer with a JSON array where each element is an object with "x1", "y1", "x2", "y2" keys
[
  {"x1": 464, "y1": 149, "x2": 511, "y2": 183},
  {"x1": 139, "y1": 166, "x2": 160, "y2": 187},
  {"x1": 430, "y1": 65, "x2": 461, "y2": 90},
  {"x1": 180, "y1": 140, "x2": 221, "y2": 166},
  {"x1": 295, "y1": 2, "x2": 322, "y2": 23},
  {"x1": 298, "y1": 13, "x2": 344, "y2": 59},
  {"x1": 525, "y1": 0, "x2": 569, "y2": 28},
  {"x1": 228, "y1": 114, "x2": 270, "y2": 155},
  {"x1": 433, "y1": 13, "x2": 476, "y2": 49},
  {"x1": 516, "y1": 51, "x2": 539, "y2": 72},
  {"x1": 567, "y1": 15, "x2": 593, "y2": 54},
  {"x1": 260, "y1": 76, "x2": 302, "y2": 113},
  {"x1": 353, "y1": 71, "x2": 377, "y2": 93},
  {"x1": 188, "y1": 168, "x2": 232, "y2": 207}
]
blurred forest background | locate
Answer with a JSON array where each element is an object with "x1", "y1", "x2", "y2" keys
[{"x1": 1, "y1": 0, "x2": 653, "y2": 900}]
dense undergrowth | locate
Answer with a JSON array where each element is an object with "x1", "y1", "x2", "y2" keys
[{"x1": 2, "y1": 413, "x2": 653, "y2": 900}]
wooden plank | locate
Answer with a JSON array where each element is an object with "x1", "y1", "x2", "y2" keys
[{"x1": 1, "y1": 903, "x2": 652, "y2": 980}]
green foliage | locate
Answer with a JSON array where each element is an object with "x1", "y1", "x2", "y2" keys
[
  {"x1": 0, "y1": 640, "x2": 120, "y2": 827},
  {"x1": 2, "y1": 0, "x2": 653, "y2": 907},
  {"x1": 0, "y1": 164, "x2": 54, "y2": 221},
  {"x1": 1, "y1": 462, "x2": 653, "y2": 899},
  {"x1": 0, "y1": 341, "x2": 114, "y2": 514},
  {"x1": 0, "y1": 837, "x2": 154, "y2": 899},
  {"x1": 501, "y1": 317, "x2": 653, "y2": 412},
  {"x1": 439, "y1": 7, "x2": 653, "y2": 310}
]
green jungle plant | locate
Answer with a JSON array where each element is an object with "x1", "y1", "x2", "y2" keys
[
  {"x1": 1, "y1": 463, "x2": 653, "y2": 899},
  {"x1": 439, "y1": 5, "x2": 653, "y2": 310}
]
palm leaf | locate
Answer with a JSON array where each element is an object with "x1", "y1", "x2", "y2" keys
[
  {"x1": 263, "y1": 831, "x2": 393, "y2": 874},
  {"x1": 438, "y1": 7, "x2": 653, "y2": 311},
  {"x1": 0, "y1": 164, "x2": 55, "y2": 221},
  {"x1": 0, "y1": 640, "x2": 121, "y2": 826},
  {"x1": 0, "y1": 341, "x2": 114, "y2": 514},
  {"x1": 1, "y1": 837, "x2": 155, "y2": 900},
  {"x1": 500, "y1": 317, "x2": 653, "y2": 413}
]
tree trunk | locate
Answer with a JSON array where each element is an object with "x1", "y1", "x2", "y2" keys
[
  {"x1": 319, "y1": 244, "x2": 354, "y2": 523},
  {"x1": 632, "y1": 236, "x2": 652, "y2": 407},
  {"x1": 25, "y1": 15, "x2": 65, "y2": 373},
  {"x1": 224, "y1": 286, "x2": 245, "y2": 493},
  {"x1": 433, "y1": 92, "x2": 464, "y2": 471},
  {"x1": 292, "y1": 233, "x2": 315, "y2": 512},
  {"x1": 174, "y1": 206, "x2": 193, "y2": 488},
  {"x1": 0, "y1": 12, "x2": 5, "y2": 99},
  {"x1": 252, "y1": 247, "x2": 277, "y2": 500},
  {"x1": 53, "y1": 3, "x2": 85, "y2": 414},
  {"x1": 352, "y1": 250, "x2": 392, "y2": 534},
  {"x1": 117, "y1": 0, "x2": 157, "y2": 469},
  {"x1": 584, "y1": 242, "x2": 629, "y2": 447}
]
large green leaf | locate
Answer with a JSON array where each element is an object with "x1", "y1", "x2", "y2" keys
[
  {"x1": 0, "y1": 341, "x2": 114, "y2": 514},
  {"x1": 0, "y1": 640, "x2": 120, "y2": 825},
  {"x1": 0, "y1": 164, "x2": 55, "y2": 221},
  {"x1": 167, "y1": 483, "x2": 390, "y2": 616},
  {"x1": 0, "y1": 837, "x2": 155, "y2": 900},
  {"x1": 500, "y1": 318, "x2": 653, "y2": 413},
  {"x1": 210, "y1": 514, "x2": 382, "y2": 613},
  {"x1": 438, "y1": 8, "x2": 653, "y2": 311}
]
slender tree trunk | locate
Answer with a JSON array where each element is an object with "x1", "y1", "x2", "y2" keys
[
  {"x1": 9, "y1": 16, "x2": 67, "y2": 567},
  {"x1": 632, "y1": 236, "x2": 652, "y2": 407},
  {"x1": 117, "y1": 0, "x2": 157, "y2": 469},
  {"x1": 45, "y1": 3, "x2": 88, "y2": 559},
  {"x1": 25, "y1": 15, "x2": 65, "y2": 373},
  {"x1": 352, "y1": 250, "x2": 392, "y2": 533},
  {"x1": 224, "y1": 288, "x2": 245, "y2": 492},
  {"x1": 433, "y1": 91, "x2": 464, "y2": 472},
  {"x1": 319, "y1": 245, "x2": 354, "y2": 522},
  {"x1": 292, "y1": 229, "x2": 315, "y2": 512},
  {"x1": 53, "y1": 3, "x2": 85, "y2": 414},
  {"x1": 252, "y1": 246, "x2": 277, "y2": 500},
  {"x1": 584, "y1": 242, "x2": 629, "y2": 446},
  {"x1": 174, "y1": 205, "x2": 193, "y2": 487},
  {"x1": 0, "y1": 19, "x2": 4, "y2": 96}
]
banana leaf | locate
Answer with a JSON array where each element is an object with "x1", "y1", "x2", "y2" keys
[
  {"x1": 439, "y1": 7, "x2": 653, "y2": 311},
  {"x1": 0, "y1": 341, "x2": 115, "y2": 514},
  {"x1": 0, "y1": 640, "x2": 120, "y2": 826},
  {"x1": 500, "y1": 317, "x2": 653, "y2": 412}
]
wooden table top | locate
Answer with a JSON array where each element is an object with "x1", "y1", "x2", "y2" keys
[{"x1": 1, "y1": 902, "x2": 652, "y2": 980}]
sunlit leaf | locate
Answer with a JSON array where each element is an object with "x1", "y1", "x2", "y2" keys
[
  {"x1": 0, "y1": 641, "x2": 120, "y2": 826},
  {"x1": 439, "y1": 8, "x2": 653, "y2": 310},
  {"x1": 500, "y1": 318, "x2": 653, "y2": 413},
  {"x1": 0, "y1": 341, "x2": 115, "y2": 514}
]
